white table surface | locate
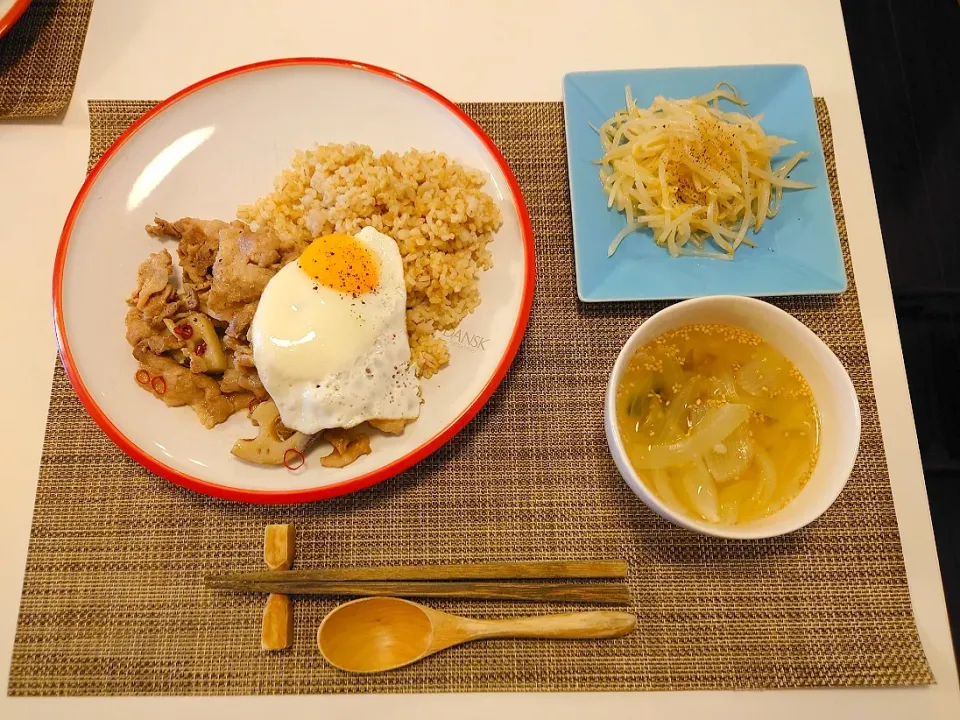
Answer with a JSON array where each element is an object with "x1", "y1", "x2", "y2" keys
[{"x1": 1, "y1": 0, "x2": 957, "y2": 717}]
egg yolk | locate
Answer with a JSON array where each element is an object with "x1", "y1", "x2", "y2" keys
[{"x1": 298, "y1": 233, "x2": 379, "y2": 295}]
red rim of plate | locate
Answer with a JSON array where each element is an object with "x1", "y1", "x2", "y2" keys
[
  {"x1": 0, "y1": 0, "x2": 32, "y2": 39},
  {"x1": 52, "y1": 57, "x2": 536, "y2": 504}
]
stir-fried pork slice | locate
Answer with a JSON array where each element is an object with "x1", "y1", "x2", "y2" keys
[
  {"x1": 181, "y1": 284, "x2": 200, "y2": 311},
  {"x1": 224, "y1": 337, "x2": 256, "y2": 368},
  {"x1": 125, "y1": 250, "x2": 183, "y2": 354},
  {"x1": 207, "y1": 225, "x2": 283, "y2": 320},
  {"x1": 139, "y1": 284, "x2": 180, "y2": 321},
  {"x1": 147, "y1": 216, "x2": 237, "y2": 287},
  {"x1": 128, "y1": 249, "x2": 173, "y2": 310},
  {"x1": 229, "y1": 391, "x2": 257, "y2": 413},
  {"x1": 224, "y1": 302, "x2": 258, "y2": 345},
  {"x1": 125, "y1": 304, "x2": 182, "y2": 355},
  {"x1": 207, "y1": 225, "x2": 309, "y2": 365},
  {"x1": 145, "y1": 217, "x2": 180, "y2": 239},
  {"x1": 219, "y1": 359, "x2": 267, "y2": 399},
  {"x1": 133, "y1": 347, "x2": 243, "y2": 428}
]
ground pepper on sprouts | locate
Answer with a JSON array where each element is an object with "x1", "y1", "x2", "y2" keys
[{"x1": 595, "y1": 83, "x2": 814, "y2": 259}]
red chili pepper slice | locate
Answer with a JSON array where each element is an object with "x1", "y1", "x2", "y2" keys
[
  {"x1": 283, "y1": 448, "x2": 305, "y2": 471},
  {"x1": 135, "y1": 369, "x2": 151, "y2": 385},
  {"x1": 151, "y1": 376, "x2": 167, "y2": 395}
]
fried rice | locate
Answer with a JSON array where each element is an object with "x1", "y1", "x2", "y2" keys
[{"x1": 238, "y1": 143, "x2": 502, "y2": 378}]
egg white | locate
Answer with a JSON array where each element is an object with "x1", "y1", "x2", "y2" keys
[{"x1": 251, "y1": 227, "x2": 420, "y2": 434}]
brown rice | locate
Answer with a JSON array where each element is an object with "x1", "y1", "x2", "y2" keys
[{"x1": 238, "y1": 143, "x2": 502, "y2": 377}]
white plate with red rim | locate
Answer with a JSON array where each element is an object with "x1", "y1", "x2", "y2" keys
[
  {"x1": 0, "y1": 0, "x2": 32, "y2": 39},
  {"x1": 54, "y1": 58, "x2": 535, "y2": 504}
]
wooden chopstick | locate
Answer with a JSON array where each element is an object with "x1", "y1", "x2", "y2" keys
[
  {"x1": 205, "y1": 578, "x2": 631, "y2": 604},
  {"x1": 206, "y1": 560, "x2": 626, "y2": 584}
]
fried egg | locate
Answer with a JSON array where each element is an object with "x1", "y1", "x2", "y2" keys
[{"x1": 251, "y1": 227, "x2": 420, "y2": 435}]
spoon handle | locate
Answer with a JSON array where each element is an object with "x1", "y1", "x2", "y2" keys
[{"x1": 469, "y1": 611, "x2": 636, "y2": 640}]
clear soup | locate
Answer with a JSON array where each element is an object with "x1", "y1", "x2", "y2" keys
[{"x1": 616, "y1": 324, "x2": 820, "y2": 525}]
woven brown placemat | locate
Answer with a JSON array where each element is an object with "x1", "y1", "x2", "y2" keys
[
  {"x1": 7, "y1": 98, "x2": 933, "y2": 695},
  {"x1": 0, "y1": 0, "x2": 93, "y2": 120}
]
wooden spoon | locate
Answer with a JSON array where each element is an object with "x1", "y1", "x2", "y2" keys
[{"x1": 317, "y1": 596, "x2": 637, "y2": 673}]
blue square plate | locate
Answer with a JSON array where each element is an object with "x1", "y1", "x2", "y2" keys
[{"x1": 562, "y1": 65, "x2": 845, "y2": 301}]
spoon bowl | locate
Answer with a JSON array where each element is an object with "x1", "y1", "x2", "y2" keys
[
  {"x1": 318, "y1": 597, "x2": 435, "y2": 673},
  {"x1": 318, "y1": 596, "x2": 637, "y2": 673}
]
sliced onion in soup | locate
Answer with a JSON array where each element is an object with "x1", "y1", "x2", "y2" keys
[
  {"x1": 650, "y1": 469, "x2": 686, "y2": 516},
  {"x1": 718, "y1": 478, "x2": 753, "y2": 524},
  {"x1": 656, "y1": 376, "x2": 701, "y2": 443},
  {"x1": 680, "y1": 459, "x2": 720, "y2": 523},
  {"x1": 735, "y1": 345, "x2": 791, "y2": 396},
  {"x1": 750, "y1": 447, "x2": 778, "y2": 508},
  {"x1": 704, "y1": 425, "x2": 755, "y2": 482},
  {"x1": 630, "y1": 403, "x2": 750, "y2": 470}
]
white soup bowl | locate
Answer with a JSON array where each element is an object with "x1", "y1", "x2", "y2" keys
[{"x1": 604, "y1": 295, "x2": 861, "y2": 539}]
